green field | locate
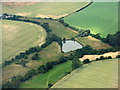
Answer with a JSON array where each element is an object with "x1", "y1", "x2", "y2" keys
[
  {"x1": 2, "y1": 2, "x2": 90, "y2": 18},
  {"x1": 2, "y1": 20, "x2": 46, "y2": 61},
  {"x1": 52, "y1": 59, "x2": 118, "y2": 88},
  {"x1": 20, "y1": 61, "x2": 72, "y2": 88},
  {"x1": 64, "y1": 2, "x2": 118, "y2": 37}
]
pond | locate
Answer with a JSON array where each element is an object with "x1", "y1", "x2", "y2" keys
[{"x1": 62, "y1": 40, "x2": 83, "y2": 52}]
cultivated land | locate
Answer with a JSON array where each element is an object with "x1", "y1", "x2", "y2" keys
[
  {"x1": 20, "y1": 61, "x2": 72, "y2": 88},
  {"x1": 2, "y1": 2, "x2": 91, "y2": 19},
  {"x1": 64, "y1": 2, "x2": 118, "y2": 37},
  {"x1": 2, "y1": 42, "x2": 62, "y2": 84},
  {"x1": 52, "y1": 59, "x2": 118, "y2": 88},
  {"x1": 76, "y1": 36, "x2": 112, "y2": 49},
  {"x1": 2, "y1": 20, "x2": 46, "y2": 61},
  {"x1": 80, "y1": 51, "x2": 119, "y2": 61}
]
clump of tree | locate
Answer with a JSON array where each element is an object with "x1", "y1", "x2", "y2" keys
[
  {"x1": 116, "y1": 55, "x2": 120, "y2": 58},
  {"x1": 102, "y1": 31, "x2": 120, "y2": 50},
  {"x1": 78, "y1": 29, "x2": 90, "y2": 37},
  {"x1": 96, "y1": 56, "x2": 112, "y2": 61},
  {"x1": 41, "y1": 22, "x2": 52, "y2": 32},
  {"x1": 15, "y1": 59, "x2": 29, "y2": 67},
  {"x1": 72, "y1": 57, "x2": 82, "y2": 70},
  {"x1": 90, "y1": 33, "x2": 102, "y2": 40},
  {"x1": 32, "y1": 53, "x2": 40, "y2": 60},
  {"x1": 83, "y1": 59, "x2": 90, "y2": 64},
  {"x1": 58, "y1": 19, "x2": 79, "y2": 31},
  {"x1": 90, "y1": 31, "x2": 120, "y2": 51},
  {"x1": 63, "y1": 38, "x2": 66, "y2": 43}
]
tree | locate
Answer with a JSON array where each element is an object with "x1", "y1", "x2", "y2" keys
[
  {"x1": 48, "y1": 83, "x2": 53, "y2": 88},
  {"x1": 83, "y1": 59, "x2": 90, "y2": 64},
  {"x1": 116, "y1": 55, "x2": 120, "y2": 58},
  {"x1": 63, "y1": 38, "x2": 66, "y2": 43},
  {"x1": 99, "y1": 56, "x2": 105, "y2": 60},
  {"x1": 32, "y1": 53, "x2": 39, "y2": 60},
  {"x1": 72, "y1": 57, "x2": 82, "y2": 70},
  {"x1": 46, "y1": 62, "x2": 53, "y2": 70},
  {"x1": 59, "y1": 56, "x2": 68, "y2": 63},
  {"x1": 107, "y1": 56, "x2": 112, "y2": 59},
  {"x1": 96, "y1": 58, "x2": 100, "y2": 61}
]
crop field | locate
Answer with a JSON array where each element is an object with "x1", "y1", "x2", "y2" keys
[
  {"x1": 76, "y1": 36, "x2": 112, "y2": 49},
  {"x1": 20, "y1": 61, "x2": 72, "y2": 88},
  {"x1": 2, "y1": 2, "x2": 90, "y2": 19},
  {"x1": 2, "y1": 20, "x2": 46, "y2": 61},
  {"x1": 2, "y1": 42, "x2": 62, "y2": 84},
  {"x1": 64, "y1": 2, "x2": 118, "y2": 37},
  {"x1": 52, "y1": 59, "x2": 118, "y2": 88},
  {"x1": 80, "y1": 51, "x2": 119, "y2": 61}
]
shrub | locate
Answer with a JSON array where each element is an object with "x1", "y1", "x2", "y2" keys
[
  {"x1": 99, "y1": 56, "x2": 105, "y2": 60},
  {"x1": 83, "y1": 59, "x2": 90, "y2": 64},
  {"x1": 107, "y1": 56, "x2": 112, "y2": 59},
  {"x1": 116, "y1": 55, "x2": 120, "y2": 58},
  {"x1": 96, "y1": 58, "x2": 100, "y2": 61}
]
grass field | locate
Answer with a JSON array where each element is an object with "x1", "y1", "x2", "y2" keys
[
  {"x1": 64, "y1": 2, "x2": 118, "y2": 37},
  {"x1": 41, "y1": 19, "x2": 78, "y2": 39},
  {"x1": 2, "y1": 2, "x2": 90, "y2": 19},
  {"x1": 52, "y1": 59, "x2": 118, "y2": 88},
  {"x1": 2, "y1": 20, "x2": 46, "y2": 61},
  {"x1": 20, "y1": 61, "x2": 72, "y2": 88},
  {"x1": 76, "y1": 36, "x2": 112, "y2": 49}
]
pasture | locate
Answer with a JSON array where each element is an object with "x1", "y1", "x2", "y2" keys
[
  {"x1": 43, "y1": 20, "x2": 78, "y2": 39},
  {"x1": 52, "y1": 59, "x2": 118, "y2": 88},
  {"x1": 76, "y1": 36, "x2": 112, "y2": 49},
  {"x1": 20, "y1": 61, "x2": 72, "y2": 88},
  {"x1": 2, "y1": 20, "x2": 46, "y2": 61},
  {"x1": 2, "y1": 2, "x2": 90, "y2": 19},
  {"x1": 64, "y1": 2, "x2": 118, "y2": 37},
  {"x1": 2, "y1": 42, "x2": 63, "y2": 84}
]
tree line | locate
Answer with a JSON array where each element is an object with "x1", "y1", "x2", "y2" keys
[
  {"x1": 2, "y1": 14, "x2": 62, "y2": 68},
  {"x1": 90, "y1": 31, "x2": 120, "y2": 50},
  {"x1": 3, "y1": 44, "x2": 118, "y2": 88}
]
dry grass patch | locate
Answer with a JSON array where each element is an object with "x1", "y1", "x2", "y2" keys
[
  {"x1": 16, "y1": 12, "x2": 31, "y2": 16},
  {"x1": 36, "y1": 14, "x2": 68, "y2": 19},
  {"x1": 80, "y1": 51, "x2": 119, "y2": 61},
  {"x1": 2, "y1": 2, "x2": 38, "y2": 8},
  {"x1": 3, "y1": 24, "x2": 19, "y2": 41},
  {"x1": 76, "y1": 36, "x2": 112, "y2": 49},
  {"x1": 2, "y1": 63, "x2": 30, "y2": 84}
]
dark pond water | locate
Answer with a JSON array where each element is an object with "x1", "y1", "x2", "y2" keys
[{"x1": 62, "y1": 40, "x2": 83, "y2": 52}]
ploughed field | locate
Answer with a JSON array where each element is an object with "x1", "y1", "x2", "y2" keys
[
  {"x1": 64, "y1": 2, "x2": 118, "y2": 37},
  {"x1": 52, "y1": 59, "x2": 118, "y2": 88},
  {"x1": 2, "y1": 2, "x2": 90, "y2": 19},
  {"x1": 2, "y1": 20, "x2": 46, "y2": 61}
]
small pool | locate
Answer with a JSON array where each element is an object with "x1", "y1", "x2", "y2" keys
[{"x1": 62, "y1": 40, "x2": 83, "y2": 52}]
